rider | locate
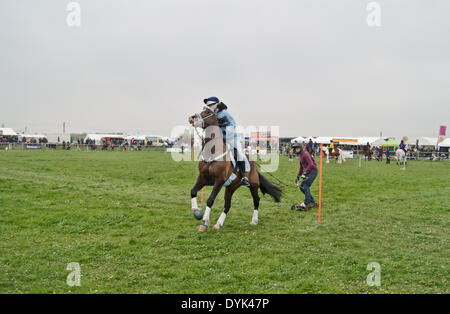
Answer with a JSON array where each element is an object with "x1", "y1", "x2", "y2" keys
[
  {"x1": 399, "y1": 140, "x2": 407, "y2": 154},
  {"x1": 203, "y1": 96, "x2": 250, "y2": 187},
  {"x1": 329, "y1": 140, "x2": 335, "y2": 152},
  {"x1": 329, "y1": 140, "x2": 335, "y2": 157}
]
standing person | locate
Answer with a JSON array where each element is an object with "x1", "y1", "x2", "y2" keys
[
  {"x1": 377, "y1": 147, "x2": 383, "y2": 161},
  {"x1": 366, "y1": 142, "x2": 371, "y2": 160},
  {"x1": 293, "y1": 143, "x2": 318, "y2": 210},
  {"x1": 386, "y1": 148, "x2": 391, "y2": 164}
]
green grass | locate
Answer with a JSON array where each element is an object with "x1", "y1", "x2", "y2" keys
[{"x1": 0, "y1": 150, "x2": 448, "y2": 293}]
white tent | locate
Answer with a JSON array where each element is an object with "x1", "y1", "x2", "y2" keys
[
  {"x1": 124, "y1": 135, "x2": 146, "y2": 141},
  {"x1": 20, "y1": 134, "x2": 47, "y2": 139},
  {"x1": 334, "y1": 137, "x2": 379, "y2": 146},
  {"x1": 370, "y1": 138, "x2": 386, "y2": 147},
  {"x1": 291, "y1": 136, "x2": 306, "y2": 144},
  {"x1": 418, "y1": 137, "x2": 438, "y2": 146},
  {"x1": 84, "y1": 134, "x2": 124, "y2": 144},
  {"x1": 405, "y1": 138, "x2": 418, "y2": 145},
  {"x1": 314, "y1": 136, "x2": 333, "y2": 144},
  {"x1": 291, "y1": 136, "x2": 380, "y2": 145},
  {"x1": 438, "y1": 138, "x2": 450, "y2": 147},
  {"x1": 356, "y1": 137, "x2": 379, "y2": 146},
  {"x1": 0, "y1": 128, "x2": 17, "y2": 136}
]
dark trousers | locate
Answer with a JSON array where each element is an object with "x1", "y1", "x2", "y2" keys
[{"x1": 299, "y1": 170, "x2": 318, "y2": 205}]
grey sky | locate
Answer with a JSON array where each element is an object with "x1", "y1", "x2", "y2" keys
[{"x1": 0, "y1": 0, "x2": 449, "y2": 138}]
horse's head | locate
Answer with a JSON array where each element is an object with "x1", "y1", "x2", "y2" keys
[{"x1": 188, "y1": 104, "x2": 220, "y2": 129}]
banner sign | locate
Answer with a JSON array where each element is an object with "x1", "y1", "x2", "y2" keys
[{"x1": 332, "y1": 138, "x2": 358, "y2": 143}]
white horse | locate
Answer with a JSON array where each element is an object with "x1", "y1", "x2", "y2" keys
[{"x1": 395, "y1": 148, "x2": 407, "y2": 168}]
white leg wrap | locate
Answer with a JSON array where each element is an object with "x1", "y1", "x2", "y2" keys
[
  {"x1": 217, "y1": 212, "x2": 227, "y2": 227},
  {"x1": 251, "y1": 210, "x2": 259, "y2": 225},
  {"x1": 203, "y1": 206, "x2": 211, "y2": 221},
  {"x1": 191, "y1": 197, "x2": 198, "y2": 210}
]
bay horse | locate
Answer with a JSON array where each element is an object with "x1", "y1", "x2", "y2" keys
[
  {"x1": 363, "y1": 146, "x2": 373, "y2": 161},
  {"x1": 188, "y1": 106, "x2": 281, "y2": 232}
]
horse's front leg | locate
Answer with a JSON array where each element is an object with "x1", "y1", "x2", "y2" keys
[
  {"x1": 199, "y1": 180, "x2": 224, "y2": 232},
  {"x1": 190, "y1": 177, "x2": 205, "y2": 220},
  {"x1": 214, "y1": 184, "x2": 238, "y2": 230}
]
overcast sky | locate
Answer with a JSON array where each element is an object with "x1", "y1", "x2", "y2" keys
[{"x1": 0, "y1": 0, "x2": 449, "y2": 138}]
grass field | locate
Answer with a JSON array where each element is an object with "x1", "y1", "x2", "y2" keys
[{"x1": 0, "y1": 149, "x2": 448, "y2": 294}]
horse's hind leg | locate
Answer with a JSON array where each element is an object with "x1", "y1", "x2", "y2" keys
[
  {"x1": 250, "y1": 185, "x2": 260, "y2": 226},
  {"x1": 190, "y1": 177, "x2": 205, "y2": 220},
  {"x1": 213, "y1": 184, "x2": 238, "y2": 230}
]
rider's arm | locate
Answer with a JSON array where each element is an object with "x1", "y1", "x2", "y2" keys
[
  {"x1": 217, "y1": 110, "x2": 237, "y2": 128},
  {"x1": 298, "y1": 154, "x2": 304, "y2": 176}
]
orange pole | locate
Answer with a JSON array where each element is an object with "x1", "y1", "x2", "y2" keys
[
  {"x1": 318, "y1": 144, "x2": 323, "y2": 223},
  {"x1": 201, "y1": 187, "x2": 204, "y2": 202}
]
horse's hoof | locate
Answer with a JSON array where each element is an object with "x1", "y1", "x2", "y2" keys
[
  {"x1": 213, "y1": 224, "x2": 221, "y2": 230},
  {"x1": 250, "y1": 219, "x2": 258, "y2": 226},
  {"x1": 198, "y1": 220, "x2": 209, "y2": 232},
  {"x1": 193, "y1": 209, "x2": 203, "y2": 220}
]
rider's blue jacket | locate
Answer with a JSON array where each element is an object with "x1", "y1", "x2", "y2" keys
[{"x1": 217, "y1": 109, "x2": 237, "y2": 139}]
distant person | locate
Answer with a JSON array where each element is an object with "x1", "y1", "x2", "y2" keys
[
  {"x1": 329, "y1": 140, "x2": 335, "y2": 157},
  {"x1": 399, "y1": 140, "x2": 407, "y2": 154},
  {"x1": 378, "y1": 147, "x2": 383, "y2": 161},
  {"x1": 386, "y1": 148, "x2": 391, "y2": 164}
]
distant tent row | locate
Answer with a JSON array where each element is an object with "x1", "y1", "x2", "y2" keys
[
  {"x1": 0, "y1": 128, "x2": 48, "y2": 142},
  {"x1": 291, "y1": 136, "x2": 450, "y2": 148},
  {"x1": 83, "y1": 134, "x2": 174, "y2": 146},
  {"x1": 291, "y1": 136, "x2": 379, "y2": 146}
]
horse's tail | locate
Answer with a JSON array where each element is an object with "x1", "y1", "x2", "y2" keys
[{"x1": 258, "y1": 172, "x2": 282, "y2": 202}]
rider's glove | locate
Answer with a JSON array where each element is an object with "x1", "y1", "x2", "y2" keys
[{"x1": 301, "y1": 174, "x2": 306, "y2": 180}]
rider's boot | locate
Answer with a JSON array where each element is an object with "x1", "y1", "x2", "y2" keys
[{"x1": 238, "y1": 161, "x2": 250, "y2": 187}]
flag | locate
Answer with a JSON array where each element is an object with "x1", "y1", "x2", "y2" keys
[{"x1": 437, "y1": 125, "x2": 446, "y2": 145}]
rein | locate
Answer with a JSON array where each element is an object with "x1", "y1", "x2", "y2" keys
[{"x1": 193, "y1": 108, "x2": 230, "y2": 164}]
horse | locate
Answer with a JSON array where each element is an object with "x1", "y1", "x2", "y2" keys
[
  {"x1": 363, "y1": 146, "x2": 372, "y2": 161},
  {"x1": 188, "y1": 107, "x2": 281, "y2": 232},
  {"x1": 326, "y1": 146, "x2": 344, "y2": 164},
  {"x1": 395, "y1": 148, "x2": 407, "y2": 167}
]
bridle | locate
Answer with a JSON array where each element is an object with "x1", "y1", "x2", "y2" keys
[
  {"x1": 192, "y1": 105, "x2": 229, "y2": 163},
  {"x1": 194, "y1": 105, "x2": 217, "y2": 129}
]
